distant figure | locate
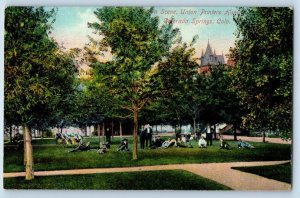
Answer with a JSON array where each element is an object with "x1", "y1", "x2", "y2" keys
[
  {"x1": 12, "y1": 132, "x2": 23, "y2": 150},
  {"x1": 106, "y1": 127, "x2": 111, "y2": 144},
  {"x1": 220, "y1": 138, "x2": 230, "y2": 150},
  {"x1": 198, "y1": 136, "x2": 207, "y2": 148},
  {"x1": 56, "y1": 132, "x2": 67, "y2": 144},
  {"x1": 69, "y1": 142, "x2": 90, "y2": 152},
  {"x1": 140, "y1": 127, "x2": 146, "y2": 149},
  {"x1": 118, "y1": 138, "x2": 129, "y2": 151},
  {"x1": 153, "y1": 136, "x2": 164, "y2": 148},
  {"x1": 97, "y1": 144, "x2": 107, "y2": 154},
  {"x1": 161, "y1": 138, "x2": 177, "y2": 148},
  {"x1": 145, "y1": 124, "x2": 153, "y2": 148},
  {"x1": 238, "y1": 139, "x2": 255, "y2": 149},
  {"x1": 195, "y1": 132, "x2": 200, "y2": 141},
  {"x1": 74, "y1": 134, "x2": 83, "y2": 144},
  {"x1": 206, "y1": 124, "x2": 213, "y2": 146}
]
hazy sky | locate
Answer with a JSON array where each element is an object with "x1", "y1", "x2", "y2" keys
[{"x1": 50, "y1": 7, "x2": 238, "y2": 62}]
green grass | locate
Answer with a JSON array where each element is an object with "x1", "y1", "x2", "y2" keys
[
  {"x1": 232, "y1": 163, "x2": 292, "y2": 184},
  {"x1": 4, "y1": 170, "x2": 231, "y2": 190},
  {"x1": 4, "y1": 136, "x2": 292, "y2": 173}
]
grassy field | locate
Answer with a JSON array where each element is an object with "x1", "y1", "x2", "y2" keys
[
  {"x1": 4, "y1": 170, "x2": 231, "y2": 190},
  {"x1": 4, "y1": 136, "x2": 292, "y2": 173},
  {"x1": 232, "y1": 162, "x2": 292, "y2": 184}
]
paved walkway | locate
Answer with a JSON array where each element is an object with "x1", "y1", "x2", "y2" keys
[
  {"x1": 4, "y1": 160, "x2": 291, "y2": 190},
  {"x1": 222, "y1": 135, "x2": 292, "y2": 144}
]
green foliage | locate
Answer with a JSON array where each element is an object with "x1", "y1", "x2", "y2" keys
[
  {"x1": 5, "y1": 7, "x2": 78, "y2": 129},
  {"x1": 87, "y1": 7, "x2": 179, "y2": 159},
  {"x1": 88, "y1": 7, "x2": 179, "y2": 113},
  {"x1": 154, "y1": 43, "x2": 199, "y2": 127},
  {"x1": 231, "y1": 7, "x2": 292, "y2": 138}
]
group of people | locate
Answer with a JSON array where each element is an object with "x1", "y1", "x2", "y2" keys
[
  {"x1": 64, "y1": 123, "x2": 255, "y2": 153},
  {"x1": 56, "y1": 132, "x2": 83, "y2": 145},
  {"x1": 197, "y1": 134, "x2": 254, "y2": 150}
]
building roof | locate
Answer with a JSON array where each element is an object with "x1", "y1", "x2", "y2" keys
[{"x1": 200, "y1": 40, "x2": 225, "y2": 66}]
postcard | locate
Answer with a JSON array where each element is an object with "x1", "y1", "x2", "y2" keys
[{"x1": 3, "y1": 6, "x2": 292, "y2": 190}]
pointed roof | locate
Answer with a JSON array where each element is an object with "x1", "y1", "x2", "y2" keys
[
  {"x1": 201, "y1": 49, "x2": 204, "y2": 56},
  {"x1": 204, "y1": 39, "x2": 213, "y2": 56},
  {"x1": 214, "y1": 49, "x2": 216, "y2": 55}
]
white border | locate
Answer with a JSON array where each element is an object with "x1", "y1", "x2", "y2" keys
[{"x1": 0, "y1": 1, "x2": 299, "y2": 198}]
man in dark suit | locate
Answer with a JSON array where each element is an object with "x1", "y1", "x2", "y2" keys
[
  {"x1": 145, "y1": 124, "x2": 153, "y2": 148},
  {"x1": 140, "y1": 126, "x2": 146, "y2": 149}
]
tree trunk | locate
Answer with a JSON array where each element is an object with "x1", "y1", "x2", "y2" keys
[
  {"x1": 97, "y1": 124, "x2": 101, "y2": 148},
  {"x1": 193, "y1": 118, "x2": 196, "y2": 134},
  {"x1": 23, "y1": 126, "x2": 27, "y2": 165},
  {"x1": 111, "y1": 121, "x2": 114, "y2": 139},
  {"x1": 119, "y1": 121, "x2": 123, "y2": 137},
  {"x1": 9, "y1": 126, "x2": 13, "y2": 142},
  {"x1": 132, "y1": 110, "x2": 138, "y2": 160},
  {"x1": 179, "y1": 123, "x2": 182, "y2": 134},
  {"x1": 263, "y1": 131, "x2": 266, "y2": 143},
  {"x1": 233, "y1": 124, "x2": 237, "y2": 141},
  {"x1": 102, "y1": 122, "x2": 105, "y2": 145},
  {"x1": 155, "y1": 125, "x2": 157, "y2": 133},
  {"x1": 41, "y1": 130, "x2": 44, "y2": 139},
  {"x1": 23, "y1": 124, "x2": 34, "y2": 180}
]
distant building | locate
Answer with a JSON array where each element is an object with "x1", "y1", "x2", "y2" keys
[{"x1": 198, "y1": 40, "x2": 232, "y2": 74}]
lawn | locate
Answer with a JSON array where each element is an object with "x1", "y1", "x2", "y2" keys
[
  {"x1": 232, "y1": 162, "x2": 292, "y2": 184},
  {"x1": 4, "y1": 136, "x2": 292, "y2": 173},
  {"x1": 4, "y1": 170, "x2": 231, "y2": 190}
]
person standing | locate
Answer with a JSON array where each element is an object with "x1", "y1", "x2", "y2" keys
[
  {"x1": 206, "y1": 124, "x2": 213, "y2": 146},
  {"x1": 145, "y1": 124, "x2": 153, "y2": 148},
  {"x1": 140, "y1": 126, "x2": 146, "y2": 149}
]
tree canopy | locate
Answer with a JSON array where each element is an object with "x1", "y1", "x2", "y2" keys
[
  {"x1": 88, "y1": 7, "x2": 179, "y2": 159},
  {"x1": 231, "y1": 7, "x2": 293, "y2": 139}
]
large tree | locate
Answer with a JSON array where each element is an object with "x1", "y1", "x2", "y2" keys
[
  {"x1": 156, "y1": 43, "x2": 199, "y2": 133},
  {"x1": 88, "y1": 7, "x2": 178, "y2": 159},
  {"x1": 5, "y1": 7, "x2": 77, "y2": 180},
  {"x1": 231, "y1": 7, "x2": 293, "y2": 140}
]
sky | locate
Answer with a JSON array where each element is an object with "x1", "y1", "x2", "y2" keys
[{"x1": 49, "y1": 7, "x2": 238, "y2": 63}]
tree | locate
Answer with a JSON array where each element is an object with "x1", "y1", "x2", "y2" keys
[
  {"x1": 88, "y1": 7, "x2": 178, "y2": 159},
  {"x1": 231, "y1": 7, "x2": 293, "y2": 140},
  {"x1": 5, "y1": 7, "x2": 77, "y2": 180},
  {"x1": 156, "y1": 43, "x2": 199, "y2": 133}
]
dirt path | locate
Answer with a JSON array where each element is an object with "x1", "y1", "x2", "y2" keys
[
  {"x1": 4, "y1": 160, "x2": 291, "y2": 190},
  {"x1": 222, "y1": 135, "x2": 291, "y2": 144}
]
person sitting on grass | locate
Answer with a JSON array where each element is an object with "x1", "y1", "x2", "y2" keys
[
  {"x1": 220, "y1": 138, "x2": 230, "y2": 150},
  {"x1": 238, "y1": 139, "x2": 255, "y2": 149},
  {"x1": 161, "y1": 138, "x2": 177, "y2": 148},
  {"x1": 118, "y1": 138, "x2": 129, "y2": 151},
  {"x1": 153, "y1": 136, "x2": 165, "y2": 148},
  {"x1": 12, "y1": 132, "x2": 23, "y2": 150},
  {"x1": 177, "y1": 139, "x2": 193, "y2": 148},
  {"x1": 74, "y1": 134, "x2": 83, "y2": 144},
  {"x1": 97, "y1": 144, "x2": 107, "y2": 154},
  {"x1": 198, "y1": 136, "x2": 207, "y2": 148},
  {"x1": 69, "y1": 142, "x2": 90, "y2": 152}
]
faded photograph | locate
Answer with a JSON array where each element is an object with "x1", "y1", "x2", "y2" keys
[{"x1": 4, "y1": 6, "x2": 292, "y2": 190}]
